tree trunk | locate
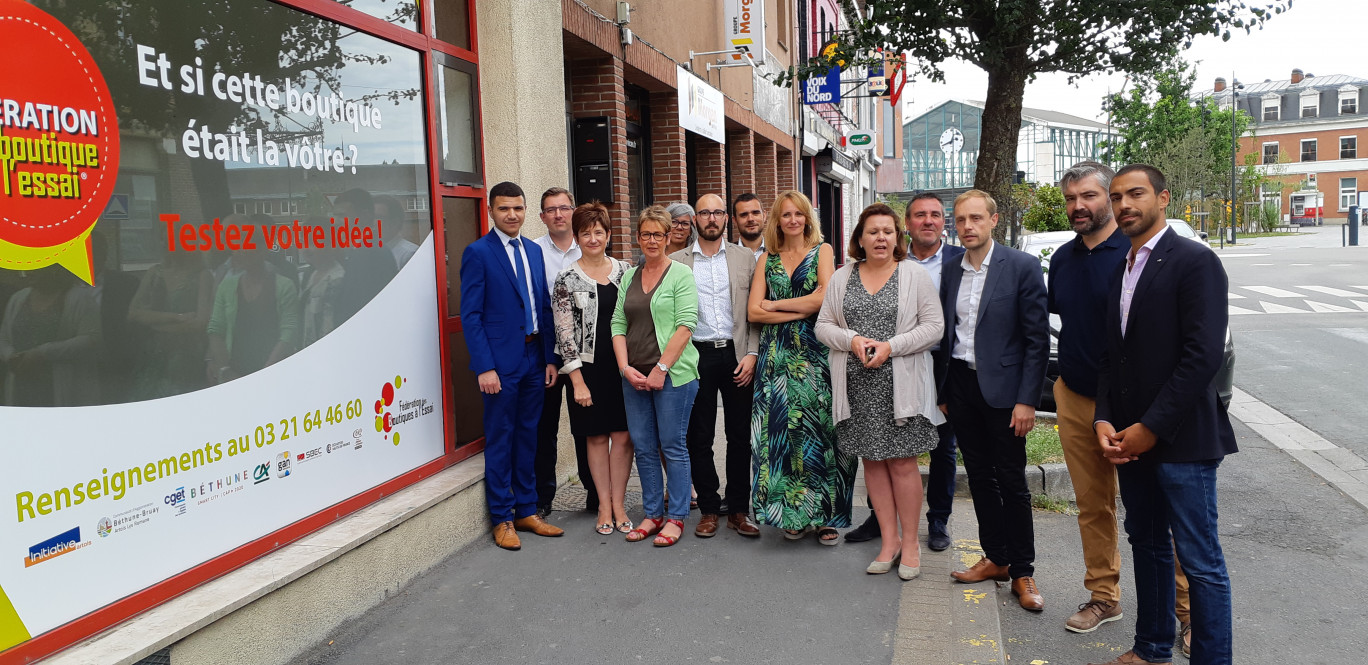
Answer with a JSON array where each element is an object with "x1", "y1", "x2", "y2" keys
[{"x1": 976, "y1": 56, "x2": 1030, "y2": 243}]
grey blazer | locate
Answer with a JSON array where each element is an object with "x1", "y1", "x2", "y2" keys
[{"x1": 669, "y1": 242, "x2": 760, "y2": 363}]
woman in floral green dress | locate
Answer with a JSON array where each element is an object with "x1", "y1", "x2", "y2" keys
[{"x1": 746, "y1": 190, "x2": 853, "y2": 544}]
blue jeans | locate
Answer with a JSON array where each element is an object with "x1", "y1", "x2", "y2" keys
[
  {"x1": 1117, "y1": 459, "x2": 1232, "y2": 664},
  {"x1": 622, "y1": 376, "x2": 698, "y2": 520}
]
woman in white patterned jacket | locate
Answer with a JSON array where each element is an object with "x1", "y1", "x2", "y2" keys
[{"x1": 551, "y1": 202, "x2": 634, "y2": 535}]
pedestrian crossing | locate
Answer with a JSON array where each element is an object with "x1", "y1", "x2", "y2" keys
[{"x1": 1228, "y1": 285, "x2": 1368, "y2": 316}]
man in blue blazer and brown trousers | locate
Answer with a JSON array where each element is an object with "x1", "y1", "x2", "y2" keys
[
  {"x1": 460, "y1": 181, "x2": 564, "y2": 550},
  {"x1": 937, "y1": 189, "x2": 1050, "y2": 613},
  {"x1": 1088, "y1": 165, "x2": 1237, "y2": 665}
]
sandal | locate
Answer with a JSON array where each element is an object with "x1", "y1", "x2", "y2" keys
[
  {"x1": 596, "y1": 522, "x2": 614, "y2": 535},
  {"x1": 625, "y1": 518, "x2": 663, "y2": 543},
  {"x1": 616, "y1": 520, "x2": 634, "y2": 534},
  {"x1": 783, "y1": 526, "x2": 814, "y2": 540},
  {"x1": 817, "y1": 527, "x2": 840, "y2": 546},
  {"x1": 653, "y1": 519, "x2": 685, "y2": 547}
]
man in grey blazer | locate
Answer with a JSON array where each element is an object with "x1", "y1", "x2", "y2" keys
[
  {"x1": 937, "y1": 190, "x2": 1050, "y2": 612},
  {"x1": 670, "y1": 193, "x2": 762, "y2": 538}
]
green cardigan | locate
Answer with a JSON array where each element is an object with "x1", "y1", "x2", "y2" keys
[
  {"x1": 611, "y1": 260, "x2": 699, "y2": 385},
  {"x1": 207, "y1": 272, "x2": 301, "y2": 353}
]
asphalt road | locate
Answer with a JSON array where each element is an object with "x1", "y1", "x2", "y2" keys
[{"x1": 1216, "y1": 235, "x2": 1368, "y2": 460}]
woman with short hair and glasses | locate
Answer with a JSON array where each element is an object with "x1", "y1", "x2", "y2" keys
[{"x1": 612, "y1": 205, "x2": 700, "y2": 547}]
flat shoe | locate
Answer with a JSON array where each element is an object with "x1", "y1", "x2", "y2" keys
[
  {"x1": 817, "y1": 527, "x2": 840, "y2": 546},
  {"x1": 898, "y1": 545, "x2": 923, "y2": 580},
  {"x1": 596, "y1": 522, "x2": 614, "y2": 535},
  {"x1": 616, "y1": 520, "x2": 634, "y2": 534}
]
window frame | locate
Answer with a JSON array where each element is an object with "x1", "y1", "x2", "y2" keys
[
  {"x1": 1300, "y1": 138, "x2": 1317, "y2": 162},
  {"x1": 1300, "y1": 90, "x2": 1319, "y2": 118},
  {"x1": 1262, "y1": 142, "x2": 1279, "y2": 165},
  {"x1": 1262, "y1": 95, "x2": 1281, "y2": 121},
  {"x1": 1340, "y1": 136, "x2": 1357, "y2": 160},
  {"x1": 1340, "y1": 177, "x2": 1357, "y2": 212},
  {"x1": 1340, "y1": 87, "x2": 1359, "y2": 115}
]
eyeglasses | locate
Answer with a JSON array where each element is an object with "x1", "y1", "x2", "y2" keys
[
  {"x1": 639, "y1": 231, "x2": 667, "y2": 241},
  {"x1": 670, "y1": 219, "x2": 692, "y2": 227},
  {"x1": 542, "y1": 206, "x2": 573, "y2": 215},
  {"x1": 697, "y1": 210, "x2": 727, "y2": 218}
]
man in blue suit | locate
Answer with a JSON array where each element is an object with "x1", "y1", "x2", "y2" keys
[
  {"x1": 938, "y1": 190, "x2": 1050, "y2": 612},
  {"x1": 460, "y1": 181, "x2": 564, "y2": 550},
  {"x1": 1088, "y1": 165, "x2": 1237, "y2": 665}
]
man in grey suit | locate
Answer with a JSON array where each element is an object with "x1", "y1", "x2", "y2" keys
[
  {"x1": 670, "y1": 193, "x2": 762, "y2": 538},
  {"x1": 937, "y1": 190, "x2": 1050, "y2": 612}
]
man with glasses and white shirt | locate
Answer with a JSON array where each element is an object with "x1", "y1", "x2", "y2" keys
[
  {"x1": 533, "y1": 187, "x2": 590, "y2": 517},
  {"x1": 670, "y1": 193, "x2": 762, "y2": 538}
]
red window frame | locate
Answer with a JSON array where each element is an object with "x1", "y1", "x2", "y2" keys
[{"x1": 3, "y1": 0, "x2": 486, "y2": 661}]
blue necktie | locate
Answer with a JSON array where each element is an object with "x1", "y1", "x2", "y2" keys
[{"x1": 510, "y1": 237, "x2": 535, "y2": 334}]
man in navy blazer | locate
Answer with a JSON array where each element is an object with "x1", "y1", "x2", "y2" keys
[
  {"x1": 1088, "y1": 165, "x2": 1237, "y2": 665},
  {"x1": 937, "y1": 190, "x2": 1050, "y2": 613},
  {"x1": 460, "y1": 181, "x2": 564, "y2": 550}
]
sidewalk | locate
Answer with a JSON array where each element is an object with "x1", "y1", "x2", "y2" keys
[{"x1": 287, "y1": 408, "x2": 1007, "y2": 665}]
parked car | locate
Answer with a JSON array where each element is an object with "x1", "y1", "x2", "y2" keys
[
  {"x1": 1166, "y1": 218, "x2": 1209, "y2": 244},
  {"x1": 1016, "y1": 230, "x2": 1075, "y2": 271}
]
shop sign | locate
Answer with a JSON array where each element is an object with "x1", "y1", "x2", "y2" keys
[
  {"x1": 724, "y1": 0, "x2": 764, "y2": 61},
  {"x1": 803, "y1": 66, "x2": 841, "y2": 106},
  {"x1": 0, "y1": 0, "x2": 444, "y2": 653},
  {"x1": 677, "y1": 66, "x2": 725, "y2": 144},
  {"x1": 867, "y1": 59, "x2": 886, "y2": 96},
  {"x1": 816, "y1": 148, "x2": 857, "y2": 184},
  {"x1": 848, "y1": 131, "x2": 876, "y2": 150}
]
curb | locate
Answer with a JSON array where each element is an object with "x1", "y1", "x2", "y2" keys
[{"x1": 918, "y1": 463, "x2": 1074, "y2": 502}]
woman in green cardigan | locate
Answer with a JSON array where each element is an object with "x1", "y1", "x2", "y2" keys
[{"x1": 612, "y1": 205, "x2": 700, "y2": 547}]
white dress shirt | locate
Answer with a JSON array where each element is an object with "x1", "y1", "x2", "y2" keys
[
  {"x1": 950, "y1": 240, "x2": 996, "y2": 368},
  {"x1": 690, "y1": 241, "x2": 734, "y2": 342},
  {"x1": 910, "y1": 241, "x2": 944, "y2": 291},
  {"x1": 534, "y1": 233, "x2": 581, "y2": 296},
  {"x1": 1120, "y1": 224, "x2": 1168, "y2": 337},
  {"x1": 493, "y1": 226, "x2": 539, "y2": 333}
]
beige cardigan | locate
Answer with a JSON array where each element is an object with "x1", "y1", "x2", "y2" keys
[{"x1": 815, "y1": 260, "x2": 945, "y2": 427}]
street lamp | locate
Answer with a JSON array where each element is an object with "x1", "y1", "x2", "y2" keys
[{"x1": 1229, "y1": 75, "x2": 1244, "y2": 246}]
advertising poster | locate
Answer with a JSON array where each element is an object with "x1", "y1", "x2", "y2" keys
[{"x1": 0, "y1": 0, "x2": 443, "y2": 653}]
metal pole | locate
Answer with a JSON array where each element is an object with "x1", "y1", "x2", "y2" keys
[{"x1": 1230, "y1": 73, "x2": 1239, "y2": 246}]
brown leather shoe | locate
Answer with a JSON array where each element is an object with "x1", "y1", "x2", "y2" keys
[
  {"x1": 1066, "y1": 599, "x2": 1122, "y2": 633},
  {"x1": 1011, "y1": 576, "x2": 1044, "y2": 611},
  {"x1": 727, "y1": 513, "x2": 761, "y2": 537},
  {"x1": 1179, "y1": 621, "x2": 1191, "y2": 658},
  {"x1": 492, "y1": 521, "x2": 521, "y2": 550},
  {"x1": 513, "y1": 513, "x2": 564, "y2": 537},
  {"x1": 695, "y1": 514, "x2": 720, "y2": 538},
  {"x1": 1087, "y1": 650, "x2": 1171, "y2": 665},
  {"x1": 950, "y1": 556, "x2": 1010, "y2": 583}
]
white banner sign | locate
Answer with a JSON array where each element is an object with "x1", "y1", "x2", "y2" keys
[
  {"x1": 0, "y1": 239, "x2": 445, "y2": 641},
  {"x1": 677, "y1": 66, "x2": 725, "y2": 144},
  {"x1": 724, "y1": 0, "x2": 764, "y2": 61}
]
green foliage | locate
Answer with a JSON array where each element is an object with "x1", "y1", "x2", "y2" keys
[{"x1": 1022, "y1": 185, "x2": 1069, "y2": 232}]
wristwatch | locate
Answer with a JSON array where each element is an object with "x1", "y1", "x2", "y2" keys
[{"x1": 655, "y1": 361, "x2": 669, "y2": 373}]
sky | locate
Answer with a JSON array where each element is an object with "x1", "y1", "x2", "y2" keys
[{"x1": 900, "y1": 0, "x2": 1358, "y2": 124}]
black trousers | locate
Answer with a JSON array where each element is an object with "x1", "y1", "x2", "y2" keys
[
  {"x1": 686, "y1": 341, "x2": 752, "y2": 515},
  {"x1": 945, "y1": 359, "x2": 1035, "y2": 579},
  {"x1": 536, "y1": 374, "x2": 595, "y2": 511},
  {"x1": 924, "y1": 421, "x2": 957, "y2": 531}
]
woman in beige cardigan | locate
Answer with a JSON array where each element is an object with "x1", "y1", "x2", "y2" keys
[{"x1": 815, "y1": 203, "x2": 944, "y2": 580}]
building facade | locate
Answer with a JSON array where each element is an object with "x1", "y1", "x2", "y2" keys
[{"x1": 1205, "y1": 70, "x2": 1368, "y2": 220}]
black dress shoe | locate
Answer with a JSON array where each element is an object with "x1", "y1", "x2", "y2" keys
[
  {"x1": 844, "y1": 512, "x2": 880, "y2": 542},
  {"x1": 928, "y1": 522, "x2": 950, "y2": 552}
]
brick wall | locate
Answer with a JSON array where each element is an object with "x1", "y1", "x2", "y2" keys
[
  {"x1": 727, "y1": 127, "x2": 756, "y2": 201},
  {"x1": 695, "y1": 139, "x2": 727, "y2": 204},
  {"x1": 650, "y1": 91, "x2": 687, "y2": 210},
  {"x1": 776, "y1": 148, "x2": 797, "y2": 194},
  {"x1": 754, "y1": 139, "x2": 778, "y2": 204},
  {"x1": 569, "y1": 57, "x2": 632, "y2": 250}
]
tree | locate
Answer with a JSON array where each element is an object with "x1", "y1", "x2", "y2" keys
[
  {"x1": 1021, "y1": 185, "x2": 1068, "y2": 232},
  {"x1": 776, "y1": 0, "x2": 1287, "y2": 239}
]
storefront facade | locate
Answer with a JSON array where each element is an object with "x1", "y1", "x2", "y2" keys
[{"x1": 0, "y1": 0, "x2": 488, "y2": 660}]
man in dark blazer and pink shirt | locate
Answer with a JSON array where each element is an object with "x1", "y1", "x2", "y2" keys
[{"x1": 1089, "y1": 164, "x2": 1237, "y2": 665}]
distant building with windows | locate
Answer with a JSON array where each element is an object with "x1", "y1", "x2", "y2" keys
[
  {"x1": 1203, "y1": 69, "x2": 1368, "y2": 220},
  {"x1": 901, "y1": 100, "x2": 1114, "y2": 200}
]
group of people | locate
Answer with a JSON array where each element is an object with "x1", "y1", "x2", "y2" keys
[{"x1": 461, "y1": 161, "x2": 1235, "y2": 665}]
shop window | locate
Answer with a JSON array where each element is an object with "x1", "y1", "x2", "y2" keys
[
  {"x1": 1340, "y1": 178, "x2": 1357, "y2": 211},
  {"x1": 433, "y1": 0, "x2": 471, "y2": 50},
  {"x1": 330, "y1": 0, "x2": 417, "y2": 31},
  {"x1": 436, "y1": 53, "x2": 481, "y2": 186},
  {"x1": 1341, "y1": 136, "x2": 1357, "y2": 159},
  {"x1": 1301, "y1": 139, "x2": 1317, "y2": 162}
]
